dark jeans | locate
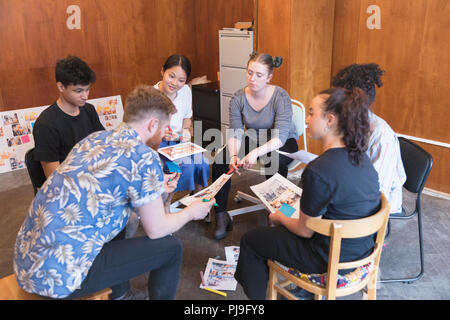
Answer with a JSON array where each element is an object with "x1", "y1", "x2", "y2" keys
[
  {"x1": 234, "y1": 226, "x2": 326, "y2": 300},
  {"x1": 211, "y1": 137, "x2": 298, "y2": 213},
  {"x1": 65, "y1": 235, "x2": 183, "y2": 300}
]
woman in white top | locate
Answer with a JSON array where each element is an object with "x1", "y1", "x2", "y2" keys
[{"x1": 155, "y1": 55, "x2": 210, "y2": 211}]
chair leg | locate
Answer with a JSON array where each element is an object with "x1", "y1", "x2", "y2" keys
[
  {"x1": 379, "y1": 199, "x2": 425, "y2": 284},
  {"x1": 267, "y1": 268, "x2": 277, "y2": 300},
  {"x1": 367, "y1": 271, "x2": 378, "y2": 300}
]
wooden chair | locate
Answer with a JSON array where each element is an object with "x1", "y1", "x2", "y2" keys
[
  {"x1": 0, "y1": 274, "x2": 111, "y2": 300},
  {"x1": 267, "y1": 193, "x2": 390, "y2": 300}
]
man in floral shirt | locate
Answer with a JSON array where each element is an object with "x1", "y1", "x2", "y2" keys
[{"x1": 13, "y1": 86, "x2": 215, "y2": 299}]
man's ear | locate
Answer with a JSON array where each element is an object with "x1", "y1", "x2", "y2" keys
[
  {"x1": 147, "y1": 118, "x2": 160, "y2": 135},
  {"x1": 56, "y1": 82, "x2": 65, "y2": 93}
]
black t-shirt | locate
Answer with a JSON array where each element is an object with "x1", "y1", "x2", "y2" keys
[
  {"x1": 300, "y1": 148, "x2": 380, "y2": 266},
  {"x1": 33, "y1": 102, "x2": 105, "y2": 163}
]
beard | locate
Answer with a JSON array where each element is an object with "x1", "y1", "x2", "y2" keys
[{"x1": 146, "y1": 127, "x2": 164, "y2": 150}]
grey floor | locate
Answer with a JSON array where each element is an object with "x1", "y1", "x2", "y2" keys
[{"x1": 1, "y1": 168, "x2": 449, "y2": 300}]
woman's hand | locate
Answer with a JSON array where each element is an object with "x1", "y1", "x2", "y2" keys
[
  {"x1": 241, "y1": 149, "x2": 258, "y2": 170},
  {"x1": 229, "y1": 155, "x2": 241, "y2": 175},
  {"x1": 163, "y1": 129, "x2": 179, "y2": 141},
  {"x1": 164, "y1": 172, "x2": 180, "y2": 193},
  {"x1": 180, "y1": 128, "x2": 191, "y2": 142},
  {"x1": 268, "y1": 210, "x2": 284, "y2": 226}
]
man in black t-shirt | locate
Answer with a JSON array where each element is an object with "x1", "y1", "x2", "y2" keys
[{"x1": 33, "y1": 55, "x2": 104, "y2": 178}]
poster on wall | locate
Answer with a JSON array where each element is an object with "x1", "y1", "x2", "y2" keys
[{"x1": 0, "y1": 95, "x2": 123, "y2": 174}]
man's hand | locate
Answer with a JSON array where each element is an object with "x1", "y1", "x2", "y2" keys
[
  {"x1": 186, "y1": 198, "x2": 216, "y2": 220},
  {"x1": 164, "y1": 172, "x2": 180, "y2": 193}
]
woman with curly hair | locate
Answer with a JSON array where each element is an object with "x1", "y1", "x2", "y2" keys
[
  {"x1": 332, "y1": 63, "x2": 406, "y2": 215},
  {"x1": 234, "y1": 87, "x2": 381, "y2": 300}
]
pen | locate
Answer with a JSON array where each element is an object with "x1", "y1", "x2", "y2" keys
[
  {"x1": 226, "y1": 164, "x2": 241, "y2": 175},
  {"x1": 203, "y1": 287, "x2": 227, "y2": 297},
  {"x1": 200, "y1": 271, "x2": 206, "y2": 286}
]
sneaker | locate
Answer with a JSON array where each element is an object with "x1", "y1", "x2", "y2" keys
[
  {"x1": 112, "y1": 288, "x2": 148, "y2": 300},
  {"x1": 289, "y1": 287, "x2": 315, "y2": 300}
]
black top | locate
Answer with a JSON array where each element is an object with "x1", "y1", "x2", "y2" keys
[
  {"x1": 33, "y1": 102, "x2": 105, "y2": 163},
  {"x1": 300, "y1": 148, "x2": 381, "y2": 265}
]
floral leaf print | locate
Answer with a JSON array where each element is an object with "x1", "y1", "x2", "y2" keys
[
  {"x1": 17, "y1": 269, "x2": 36, "y2": 292},
  {"x1": 77, "y1": 171, "x2": 101, "y2": 194},
  {"x1": 63, "y1": 176, "x2": 82, "y2": 203},
  {"x1": 127, "y1": 186, "x2": 140, "y2": 204},
  {"x1": 77, "y1": 139, "x2": 93, "y2": 153},
  {"x1": 82, "y1": 144, "x2": 106, "y2": 163},
  {"x1": 86, "y1": 191, "x2": 100, "y2": 218},
  {"x1": 82, "y1": 232, "x2": 107, "y2": 254},
  {"x1": 40, "y1": 174, "x2": 54, "y2": 194},
  {"x1": 87, "y1": 157, "x2": 118, "y2": 179},
  {"x1": 28, "y1": 251, "x2": 48, "y2": 274},
  {"x1": 33, "y1": 204, "x2": 52, "y2": 233},
  {"x1": 56, "y1": 162, "x2": 82, "y2": 175},
  {"x1": 59, "y1": 225, "x2": 92, "y2": 242},
  {"x1": 111, "y1": 137, "x2": 139, "y2": 158},
  {"x1": 136, "y1": 151, "x2": 156, "y2": 171},
  {"x1": 57, "y1": 203, "x2": 82, "y2": 225},
  {"x1": 36, "y1": 269, "x2": 63, "y2": 289},
  {"x1": 53, "y1": 244, "x2": 75, "y2": 265},
  {"x1": 142, "y1": 167, "x2": 163, "y2": 193},
  {"x1": 95, "y1": 213, "x2": 113, "y2": 228},
  {"x1": 65, "y1": 255, "x2": 92, "y2": 292}
]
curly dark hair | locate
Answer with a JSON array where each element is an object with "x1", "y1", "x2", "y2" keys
[
  {"x1": 331, "y1": 63, "x2": 384, "y2": 105},
  {"x1": 55, "y1": 55, "x2": 96, "y2": 87},
  {"x1": 320, "y1": 87, "x2": 371, "y2": 166}
]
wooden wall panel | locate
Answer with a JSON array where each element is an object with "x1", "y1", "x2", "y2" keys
[
  {"x1": 257, "y1": 0, "x2": 335, "y2": 153},
  {"x1": 0, "y1": 0, "x2": 253, "y2": 112},
  {"x1": 256, "y1": 0, "x2": 292, "y2": 88},
  {"x1": 193, "y1": 0, "x2": 254, "y2": 82},
  {"x1": 333, "y1": 0, "x2": 450, "y2": 193}
]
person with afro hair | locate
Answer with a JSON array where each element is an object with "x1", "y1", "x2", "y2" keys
[{"x1": 332, "y1": 63, "x2": 406, "y2": 215}]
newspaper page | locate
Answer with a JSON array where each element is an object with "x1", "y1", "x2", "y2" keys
[
  {"x1": 250, "y1": 173, "x2": 302, "y2": 218},
  {"x1": 158, "y1": 142, "x2": 206, "y2": 161},
  {"x1": 179, "y1": 173, "x2": 232, "y2": 206},
  {"x1": 225, "y1": 246, "x2": 240, "y2": 263},
  {"x1": 200, "y1": 258, "x2": 237, "y2": 291},
  {"x1": 276, "y1": 149, "x2": 318, "y2": 164}
]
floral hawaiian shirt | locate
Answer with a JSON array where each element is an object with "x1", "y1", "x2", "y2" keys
[{"x1": 13, "y1": 123, "x2": 164, "y2": 298}]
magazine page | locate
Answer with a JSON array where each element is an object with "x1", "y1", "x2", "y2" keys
[
  {"x1": 200, "y1": 258, "x2": 237, "y2": 291},
  {"x1": 250, "y1": 173, "x2": 302, "y2": 218},
  {"x1": 158, "y1": 142, "x2": 206, "y2": 161},
  {"x1": 225, "y1": 246, "x2": 240, "y2": 263},
  {"x1": 179, "y1": 173, "x2": 232, "y2": 206},
  {"x1": 276, "y1": 149, "x2": 318, "y2": 164}
]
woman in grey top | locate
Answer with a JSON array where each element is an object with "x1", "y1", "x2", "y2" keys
[{"x1": 211, "y1": 53, "x2": 299, "y2": 240}]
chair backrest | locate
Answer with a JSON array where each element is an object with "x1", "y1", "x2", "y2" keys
[
  {"x1": 291, "y1": 99, "x2": 307, "y2": 152},
  {"x1": 306, "y1": 193, "x2": 390, "y2": 298},
  {"x1": 24, "y1": 148, "x2": 47, "y2": 195},
  {"x1": 398, "y1": 137, "x2": 433, "y2": 194}
]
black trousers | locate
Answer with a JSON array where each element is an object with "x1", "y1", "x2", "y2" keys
[
  {"x1": 211, "y1": 137, "x2": 299, "y2": 214},
  {"x1": 65, "y1": 235, "x2": 183, "y2": 300},
  {"x1": 234, "y1": 226, "x2": 326, "y2": 300}
]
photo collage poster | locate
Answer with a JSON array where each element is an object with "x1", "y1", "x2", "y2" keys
[{"x1": 0, "y1": 95, "x2": 123, "y2": 174}]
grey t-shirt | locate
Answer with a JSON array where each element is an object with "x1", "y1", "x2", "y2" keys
[{"x1": 228, "y1": 86, "x2": 298, "y2": 144}]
